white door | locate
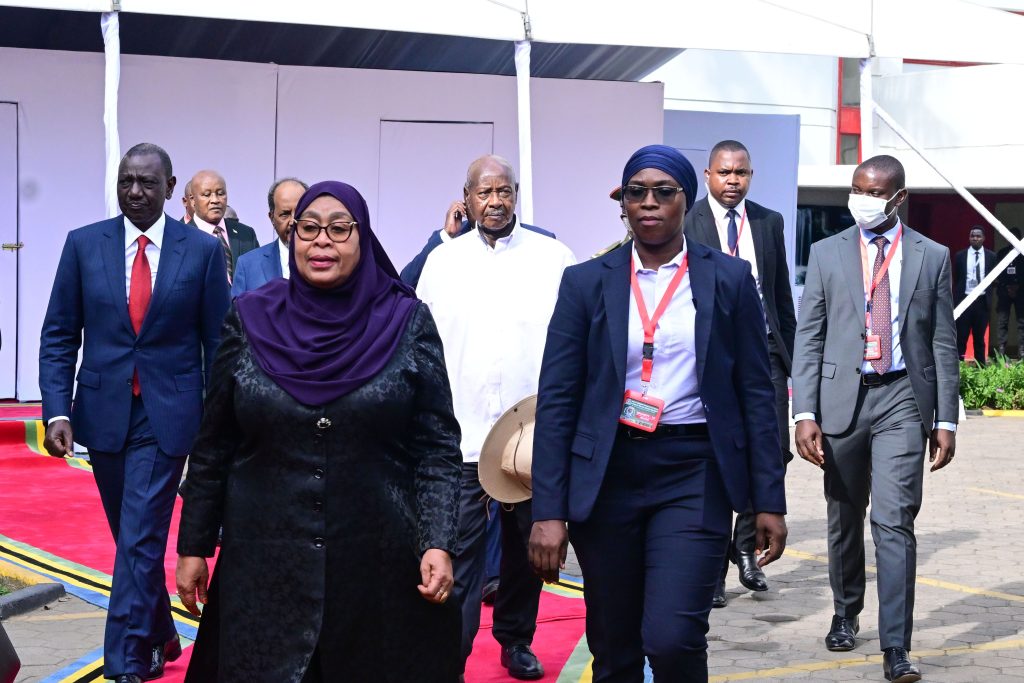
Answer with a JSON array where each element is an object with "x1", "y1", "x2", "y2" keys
[
  {"x1": 0, "y1": 103, "x2": 17, "y2": 398},
  {"x1": 376, "y1": 121, "x2": 493, "y2": 272}
]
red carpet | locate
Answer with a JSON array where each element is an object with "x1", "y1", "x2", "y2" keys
[
  {"x1": 0, "y1": 402, "x2": 42, "y2": 419},
  {"x1": 0, "y1": 417, "x2": 590, "y2": 681}
]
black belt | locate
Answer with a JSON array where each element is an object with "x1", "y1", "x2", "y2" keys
[
  {"x1": 618, "y1": 422, "x2": 709, "y2": 440},
  {"x1": 861, "y1": 368, "x2": 908, "y2": 387}
]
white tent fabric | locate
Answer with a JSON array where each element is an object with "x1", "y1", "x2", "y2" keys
[{"x1": 101, "y1": 10, "x2": 120, "y2": 219}]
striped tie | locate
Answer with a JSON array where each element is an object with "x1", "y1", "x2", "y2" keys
[{"x1": 212, "y1": 225, "x2": 233, "y2": 284}]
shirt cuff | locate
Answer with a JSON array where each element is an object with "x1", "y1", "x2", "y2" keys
[
  {"x1": 47, "y1": 416, "x2": 70, "y2": 425},
  {"x1": 438, "y1": 229, "x2": 453, "y2": 243},
  {"x1": 793, "y1": 412, "x2": 816, "y2": 423},
  {"x1": 934, "y1": 421, "x2": 957, "y2": 432}
]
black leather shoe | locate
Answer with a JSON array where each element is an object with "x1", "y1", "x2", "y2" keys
[
  {"x1": 734, "y1": 550, "x2": 769, "y2": 592},
  {"x1": 500, "y1": 644, "x2": 544, "y2": 680},
  {"x1": 712, "y1": 573, "x2": 728, "y2": 608},
  {"x1": 824, "y1": 615, "x2": 859, "y2": 651},
  {"x1": 144, "y1": 636, "x2": 182, "y2": 680},
  {"x1": 114, "y1": 676, "x2": 142, "y2": 683},
  {"x1": 481, "y1": 578, "x2": 499, "y2": 605},
  {"x1": 883, "y1": 647, "x2": 921, "y2": 682}
]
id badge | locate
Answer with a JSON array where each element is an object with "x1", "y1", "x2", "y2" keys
[
  {"x1": 618, "y1": 389, "x2": 665, "y2": 432},
  {"x1": 864, "y1": 333, "x2": 882, "y2": 361}
]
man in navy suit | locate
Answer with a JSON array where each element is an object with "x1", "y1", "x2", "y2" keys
[
  {"x1": 39, "y1": 143, "x2": 231, "y2": 683},
  {"x1": 231, "y1": 177, "x2": 308, "y2": 297},
  {"x1": 529, "y1": 145, "x2": 787, "y2": 681}
]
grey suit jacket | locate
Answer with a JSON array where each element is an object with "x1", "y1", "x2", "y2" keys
[{"x1": 792, "y1": 224, "x2": 959, "y2": 434}]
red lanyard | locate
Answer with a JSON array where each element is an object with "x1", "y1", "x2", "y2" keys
[
  {"x1": 629, "y1": 253, "x2": 689, "y2": 384},
  {"x1": 859, "y1": 227, "x2": 901, "y2": 327},
  {"x1": 728, "y1": 208, "x2": 748, "y2": 257}
]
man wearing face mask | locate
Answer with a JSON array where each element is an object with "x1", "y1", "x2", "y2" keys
[
  {"x1": 954, "y1": 226, "x2": 997, "y2": 363},
  {"x1": 792, "y1": 155, "x2": 958, "y2": 683}
]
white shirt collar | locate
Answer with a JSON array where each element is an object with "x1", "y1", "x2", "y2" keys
[
  {"x1": 632, "y1": 237, "x2": 687, "y2": 273},
  {"x1": 859, "y1": 219, "x2": 902, "y2": 246},
  {"x1": 706, "y1": 193, "x2": 747, "y2": 222},
  {"x1": 192, "y1": 213, "x2": 225, "y2": 234},
  {"x1": 278, "y1": 237, "x2": 290, "y2": 278},
  {"x1": 124, "y1": 213, "x2": 166, "y2": 250},
  {"x1": 473, "y1": 216, "x2": 520, "y2": 251}
]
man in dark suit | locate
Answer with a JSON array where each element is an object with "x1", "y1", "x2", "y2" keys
[
  {"x1": 685, "y1": 139, "x2": 796, "y2": 606},
  {"x1": 180, "y1": 180, "x2": 193, "y2": 224},
  {"x1": 954, "y1": 226, "x2": 998, "y2": 363},
  {"x1": 399, "y1": 197, "x2": 555, "y2": 288},
  {"x1": 793, "y1": 155, "x2": 957, "y2": 683},
  {"x1": 232, "y1": 177, "x2": 308, "y2": 297},
  {"x1": 38, "y1": 143, "x2": 231, "y2": 683},
  {"x1": 189, "y1": 169, "x2": 259, "y2": 283},
  {"x1": 995, "y1": 227, "x2": 1024, "y2": 357}
]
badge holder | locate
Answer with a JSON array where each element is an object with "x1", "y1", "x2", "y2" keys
[{"x1": 619, "y1": 343, "x2": 665, "y2": 432}]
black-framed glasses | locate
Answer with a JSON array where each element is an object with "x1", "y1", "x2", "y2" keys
[
  {"x1": 621, "y1": 185, "x2": 685, "y2": 203},
  {"x1": 293, "y1": 219, "x2": 358, "y2": 243}
]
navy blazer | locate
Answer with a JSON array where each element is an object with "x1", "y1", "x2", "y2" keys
[
  {"x1": 39, "y1": 215, "x2": 231, "y2": 456},
  {"x1": 399, "y1": 218, "x2": 557, "y2": 287},
  {"x1": 232, "y1": 238, "x2": 284, "y2": 297},
  {"x1": 531, "y1": 239, "x2": 787, "y2": 523}
]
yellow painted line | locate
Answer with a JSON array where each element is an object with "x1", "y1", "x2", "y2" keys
[
  {"x1": 786, "y1": 549, "x2": 1024, "y2": 603},
  {"x1": 0, "y1": 558, "x2": 49, "y2": 586},
  {"x1": 709, "y1": 638, "x2": 1024, "y2": 681},
  {"x1": 981, "y1": 409, "x2": 1024, "y2": 417},
  {"x1": 57, "y1": 657, "x2": 103, "y2": 683},
  {"x1": 970, "y1": 486, "x2": 1024, "y2": 501},
  {"x1": 18, "y1": 611, "x2": 105, "y2": 622}
]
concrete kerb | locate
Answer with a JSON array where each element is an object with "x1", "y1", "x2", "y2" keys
[{"x1": 0, "y1": 559, "x2": 65, "y2": 619}]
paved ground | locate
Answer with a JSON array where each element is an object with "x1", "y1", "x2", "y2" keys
[{"x1": 3, "y1": 415, "x2": 1024, "y2": 681}]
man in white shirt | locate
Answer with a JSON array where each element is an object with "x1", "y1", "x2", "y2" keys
[
  {"x1": 189, "y1": 170, "x2": 259, "y2": 284},
  {"x1": 417, "y1": 155, "x2": 576, "y2": 680},
  {"x1": 231, "y1": 178, "x2": 308, "y2": 297},
  {"x1": 954, "y1": 226, "x2": 997, "y2": 363}
]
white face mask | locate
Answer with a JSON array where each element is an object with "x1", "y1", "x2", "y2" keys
[{"x1": 848, "y1": 190, "x2": 903, "y2": 230}]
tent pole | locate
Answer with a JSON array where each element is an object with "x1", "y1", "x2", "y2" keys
[
  {"x1": 101, "y1": 11, "x2": 121, "y2": 219},
  {"x1": 859, "y1": 56, "x2": 874, "y2": 160},
  {"x1": 514, "y1": 38, "x2": 533, "y2": 225},
  {"x1": 873, "y1": 103, "x2": 1024, "y2": 319}
]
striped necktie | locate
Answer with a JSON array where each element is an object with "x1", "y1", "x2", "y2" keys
[{"x1": 212, "y1": 225, "x2": 234, "y2": 284}]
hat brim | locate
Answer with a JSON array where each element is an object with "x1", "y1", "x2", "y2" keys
[
  {"x1": 610, "y1": 185, "x2": 622, "y2": 201},
  {"x1": 479, "y1": 395, "x2": 536, "y2": 504}
]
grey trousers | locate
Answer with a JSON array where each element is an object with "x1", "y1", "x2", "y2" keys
[{"x1": 822, "y1": 375, "x2": 927, "y2": 651}]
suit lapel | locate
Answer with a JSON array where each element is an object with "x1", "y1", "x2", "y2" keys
[
  {"x1": 602, "y1": 244, "x2": 631, "y2": 387},
  {"x1": 839, "y1": 228, "x2": 865, "y2": 316},
  {"x1": 749, "y1": 208, "x2": 767, "y2": 279},
  {"x1": 899, "y1": 228, "x2": 925, "y2": 324},
  {"x1": 226, "y1": 219, "x2": 240, "y2": 265},
  {"x1": 687, "y1": 243, "x2": 715, "y2": 382},
  {"x1": 695, "y1": 201, "x2": 722, "y2": 251},
  {"x1": 103, "y1": 217, "x2": 136, "y2": 337},
  {"x1": 265, "y1": 240, "x2": 283, "y2": 280},
  {"x1": 141, "y1": 218, "x2": 186, "y2": 338}
]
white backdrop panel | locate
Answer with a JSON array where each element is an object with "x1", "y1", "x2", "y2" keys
[{"x1": 0, "y1": 103, "x2": 17, "y2": 398}]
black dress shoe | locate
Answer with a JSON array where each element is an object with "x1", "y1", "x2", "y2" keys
[
  {"x1": 712, "y1": 573, "x2": 728, "y2": 608},
  {"x1": 144, "y1": 636, "x2": 182, "y2": 680},
  {"x1": 500, "y1": 644, "x2": 544, "y2": 680},
  {"x1": 824, "y1": 615, "x2": 859, "y2": 651},
  {"x1": 883, "y1": 647, "x2": 921, "y2": 682},
  {"x1": 481, "y1": 578, "x2": 500, "y2": 605},
  {"x1": 114, "y1": 676, "x2": 142, "y2": 683},
  {"x1": 734, "y1": 550, "x2": 769, "y2": 592}
]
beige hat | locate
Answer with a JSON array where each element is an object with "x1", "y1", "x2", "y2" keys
[{"x1": 479, "y1": 395, "x2": 536, "y2": 504}]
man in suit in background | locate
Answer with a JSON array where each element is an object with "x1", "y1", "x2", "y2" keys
[
  {"x1": 995, "y1": 227, "x2": 1024, "y2": 357},
  {"x1": 189, "y1": 169, "x2": 259, "y2": 284},
  {"x1": 39, "y1": 143, "x2": 231, "y2": 683},
  {"x1": 684, "y1": 139, "x2": 796, "y2": 606},
  {"x1": 180, "y1": 180, "x2": 193, "y2": 224},
  {"x1": 955, "y1": 226, "x2": 998, "y2": 363},
  {"x1": 793, "y1": 154, "x2": 957, "y2": 683},
  {"x1": 231, "y1": 177, "x2": 308, "y2": 297}
]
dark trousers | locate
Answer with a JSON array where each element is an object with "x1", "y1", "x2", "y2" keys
[
  {"x1": 484, "y1": 499, "x2": 502, "y2": 582},
  {"x1": 89, "y1": 396, "x2": 186, "y2": 678},
  {"x1": 995, "y1": 287, "x2": 1024, "y2": 355},
  {"x1": 569, "y1": 432, "x2": 732, "y2": 683},
  {"x1": 823, "y1": 376, "x2": 926, "y2": 650},
  {"x1": 451, "y1": 463, "x2": 541, "y2": 670},
  {"x1": 956, "y1": 296, "x2": 990, "y2": 361},
  {"x1": 730, "y1": 338, "x2": 791, "y2": 556}
]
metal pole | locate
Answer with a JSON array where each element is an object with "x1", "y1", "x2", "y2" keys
[{"x1": 101, "y1": 11, "x2": 121, "y2": 219}]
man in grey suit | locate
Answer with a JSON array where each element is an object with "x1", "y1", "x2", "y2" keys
[{"x1": 793, "y1": 155, "x2": 958, "y2": 683}]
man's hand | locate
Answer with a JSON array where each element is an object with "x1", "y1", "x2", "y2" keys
[
  {"x1": 754, "y1": 513, "x2": 788, "y2": 568},
  {"x1": 417, "y1": 548, "x2": 454, "y2": 604},
  {"x1": 443, "y1": 201, "x2": 468, "y2": 237},
  {"x1": 175, "y1": 556, "x2": 209, "y2": 617},
  {"x1": 795, "y1": 419, "x2": 825, "y2": 468},
  {"x1": 929, "y1": 428, "x2": 956, "y2": 472},
  {"x1": 529, "y1": 520, "x2": 568, "y2": 584},
  {"x1": 43, "y1": 419, "x2": 74, "y2": 458}
]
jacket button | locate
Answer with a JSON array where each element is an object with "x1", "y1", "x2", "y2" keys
[
  {"x1": 313, "y1": 468, "x2": 324, "y2": 479},
  {"x1": 313, "y1": 501, "x2": 323, "y2": 512},
  {"x1": 133, "y1": 345, "x2": 141, "y2": 352},
  {"x1": 316, "y1": 417, "x2": 332, "y2": 430},
  {"x1": 313, "y1": 537, "x2": 325, "y2": 549}
]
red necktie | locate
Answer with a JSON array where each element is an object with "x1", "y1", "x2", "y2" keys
[
  {"x1": 129, "y1": 234, "x2": 152, "y2": 396},
  {"x1": 870, "y1": 235, "x2": 892, "y2": 375}
]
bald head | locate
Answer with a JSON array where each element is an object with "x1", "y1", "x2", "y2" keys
[
  {"x1": 465, "y1": 155, "x2": 518, "y2": 190},
  {"x1": 463, "y1": 155, "x2": 518, "y2": 234},
  {"x1": 190, "y1": 170, "x2": 228, "y2": 224},
  {"x1": 181, "y1": 179, "x2": 193, "y2": 220}
]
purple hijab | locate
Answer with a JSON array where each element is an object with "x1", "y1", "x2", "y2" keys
[{"x1": 235, "y1": 181, "x2": 419, "y2": 406}]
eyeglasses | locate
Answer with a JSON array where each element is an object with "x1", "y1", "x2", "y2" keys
[
  {"x1": 621, "y1": 185, "x2": 685, "y2": 203},
  {"x1": 293, "y1": 219, "x2": 358, "y2": 243}
]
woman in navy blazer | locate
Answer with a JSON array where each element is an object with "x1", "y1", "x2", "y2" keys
[{"x1": 529, "y1": 145, "x2": 788, "y2": 682}]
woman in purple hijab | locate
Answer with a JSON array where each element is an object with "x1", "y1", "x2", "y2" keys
[{"x1": 175, "y1": 182, "x2": 463, "y2": 682}]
